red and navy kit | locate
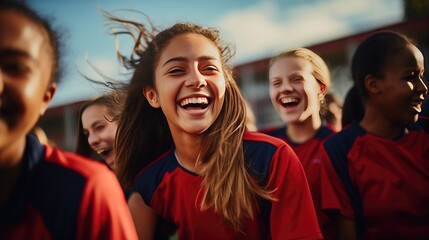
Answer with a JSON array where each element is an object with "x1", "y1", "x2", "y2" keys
[
  {"x1": 320, "y1": 122, "x2": 429, "y2": 239},
  {"x1": 260, "y1": 125, "x2": 335, "y2": 239},
  {"x1": 134, "y1": 131, "x2": 322, "y2": 240},
  {"x1": 0, "y1": 134, "x2": 138, "y2": 240}
]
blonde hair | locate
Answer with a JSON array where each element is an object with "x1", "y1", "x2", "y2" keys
[{"x1": 270, "y1": 47, "x2": 331, "y2": 91}]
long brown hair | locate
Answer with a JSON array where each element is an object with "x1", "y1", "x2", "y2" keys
[
  {"x1": 75, "y1": 90, "x2": 125, "y2": 158},
  {"x1": 106, "y1": 12, "x2": 274, "y2": 231}
]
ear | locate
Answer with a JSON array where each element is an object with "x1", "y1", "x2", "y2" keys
[
  {"x1": 364, "y1": 74, "x2": 381, "y2": 95},
  {"x1": 39, "y1": 83, "x2": 57, "y2": 116},
  {"x1": 318, "y1": 82, "x2": 328, "y2": 100},
  {"x1": 143, "y1": 86, "x2": 161, "y2": 108}
]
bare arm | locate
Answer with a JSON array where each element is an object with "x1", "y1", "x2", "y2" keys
[{"x1": 128, "y1": 192, "x2": 157, "y2": 240}]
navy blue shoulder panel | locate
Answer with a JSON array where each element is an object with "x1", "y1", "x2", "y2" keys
[
  {"x1": 323, "y1": 123, "x2": 366, "y2": 231},
  {"x1": 0, "y1": 134, "x2": 46, "y2": 225},
  {"x1": 1, "y1": 135, "x2": 86, "y2": 240},
  {"x1": 32, "y1": 162, "x2": 86, "y2": 239},
  {"x1": 316, "y1": 125, "x2": 335, "y2": 139},
  {"x1": 29, "y1": 135, "x2": 86, "y2": 240},
  {"x1": 243, "y1": 139, "x2": 277, "y2": 186},
  {"x1": 259, "y1": 126, "x2": 286, "y2": 139},
  {"x1": 243, "y1": 138, "x2": 278, "y2": 229},
  {"x1": 134, "y1": 150, "x2": 178, "y2": 206}
]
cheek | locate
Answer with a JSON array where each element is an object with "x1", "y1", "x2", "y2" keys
[
  {"x1": 158, "y1": 79, "x2": 180, "y2": 102},
  {"x1": 406, "y1": 81, "x2": 414, "y2": 91},
  {"x1": 269, "y1": 87, "x2": 278, "y2": 103},
  {"x1": 212, "y1": 79, "x2": 226, "y2": 100},
  {"x1": 105, "y1": 124, "x2": 118, "y2": 143},
  {"x1": 21, "y1": 76, "x2": 47, "y2": 111}
]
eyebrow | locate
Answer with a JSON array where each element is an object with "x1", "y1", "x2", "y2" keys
[
  {"x1": 0, "y1": 48, "x2": 39, "y2": 67},
  {"x1": 0, "y1": 48, "x2": 33, "y2": 59},
  {"x1": 83, "y1": 119, "x2": 104, "y2": 132},
  {"x1": 161, "y1": 55, "x2": 218, "y2": 68}
]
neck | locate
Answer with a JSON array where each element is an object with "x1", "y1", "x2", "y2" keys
[
  {"x1": 172, "y1": 133, "x2": 202, "y2": 173},
  {"x1": 286, "y1": 115, "x2": 322, "y2": 143},
  {"x1": 360, "y1": 105, "x2": 406, "y2": 139}
]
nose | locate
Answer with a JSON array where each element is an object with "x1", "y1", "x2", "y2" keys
[
  {"x1": 186, "y1": 68, "x2": 207, "y2": 88},
  {"x1": 417, "y1": 77, "x2": 428, "y2": 97},
  {"x1": 280, "y1": 80, "x2": 294, "y2": 92},
  {"x1": 87, "y1": 133, "x2": 100, "y2": 149}
]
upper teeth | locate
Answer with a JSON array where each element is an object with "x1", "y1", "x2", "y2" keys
[
  {"x1": 281, "y1": 97, "x2": 298, "y2": 104},
  {"x1": 180, "y1": 97, "x2": 208, "y2": 106},
  {"x1": 96, "y1": 149, "x2": 106, "y2": 155}
]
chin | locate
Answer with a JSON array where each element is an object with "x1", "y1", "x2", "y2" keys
[
  {"x1": 281, "y1": 115, "x2": 301, "y2": 124},
  {"x1": 105, "y1": 158, "x2": 115, "y2": 169}
]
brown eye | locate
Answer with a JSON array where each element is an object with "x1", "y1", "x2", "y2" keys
[{"x1": 95, "y1": 125, "x2": 105, "y2": 131}]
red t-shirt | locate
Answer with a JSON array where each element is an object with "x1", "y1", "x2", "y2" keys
[
  {"x1": 260, "y1": 125, "x2": 336, "y2": 240},
  {"x1": 135, "y1": 131, "x2": 322, "y2": 240},
  {"x1": 0, "y1": 134, "x2": 138, "y2": 240},
  {"x1": 320, "y1": 123, "x2": 429, "y2": 239}
]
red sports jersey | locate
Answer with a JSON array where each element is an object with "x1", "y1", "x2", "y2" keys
[
  {"x1": 0, "y1": 134, "x2": 138, "y2": 240},
  {"x1": 320, "y1": 123, "x2": 429, "y2": 239},
  {"x1": 135, "y1": 131, "x2": 322, "y2": 240},
  {"x1": 260, "y1": 125, "x2": 336, "y2": 240}
]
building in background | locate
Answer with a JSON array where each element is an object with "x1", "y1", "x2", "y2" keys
[
  {"x1": 234, "y1": 14, "x2": 429, "y2": 129},
  {"x1": 38, "y1": 14, "x2": 429, "y2": 151}
]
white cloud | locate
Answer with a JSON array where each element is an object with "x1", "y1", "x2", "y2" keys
[{"x1": 216, "y1": 0, "x2": 403, "y2": 64}]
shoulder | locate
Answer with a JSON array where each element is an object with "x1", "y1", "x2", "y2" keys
[
  {"x1": 243, "y1": 131, "x2": 289, "y2": 148},
  {"x1": 23, "y1": 140, "x2": 127, "y2": 239},
  {"x1": 134, "y1": 149, "x2": 177, "y2": 182},
  {"x1": 317, "y1": 125, "x2": 335, "y2": 139},
  {"x1": 242, "y1": 131, "x2": 296, "y2": 183},
  {"x1": 41, "y1": 146, "x2": 122, "y2": 204},
  {"x1": 258, "y1": 125, "x2": 286, "y2": 138},
  {"x1": 323, "y1": 123, "x2": 365, "y2": 150},
  {"x1": 43, "y1": 145, "x2": 114, "y2": 180},
  {"x1": 133, "y1": 150, "x2": 178, "y2": 205}
]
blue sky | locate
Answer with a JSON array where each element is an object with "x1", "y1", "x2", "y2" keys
[{"x1": 28, "y1": 0, "x2": 404, "y2": 107}]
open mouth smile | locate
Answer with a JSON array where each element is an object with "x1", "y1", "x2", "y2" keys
[
  {"x1": 280, "y1": 97, "x2": 300, "y2": 108},
  {"x1": 179, "y1": 97, "x2": 210, "y2": 110}
]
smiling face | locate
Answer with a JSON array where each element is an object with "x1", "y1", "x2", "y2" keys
[
  {"x1": 269, "y1": 56, "x2": 324, "y2": 125},
  {"x1": 145, "y1": 33, "x2": 226, "y2": 137},
  {"x1": 0, "y1": 10, "x2": 56, "y2": 164},
  {"x1": 81, "y1": 104, "x2": 118, "y2": 169},
  {"x1": 373, "y1": 44, "x2": 427, "y2": 124}
]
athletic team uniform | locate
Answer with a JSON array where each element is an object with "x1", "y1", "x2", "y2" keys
[
  {"x1": 0, "y1": 134, "x2": 138, "y2": 240},
  {"x1": 320, "y1": 122, "x2": 429, "y2": 239},
  {"x1": 260, "y1": 125, "x2": 336, "y2": 240},
  {"x1": 134, "y1": 131, "x2": 322, "y2": 240}
]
